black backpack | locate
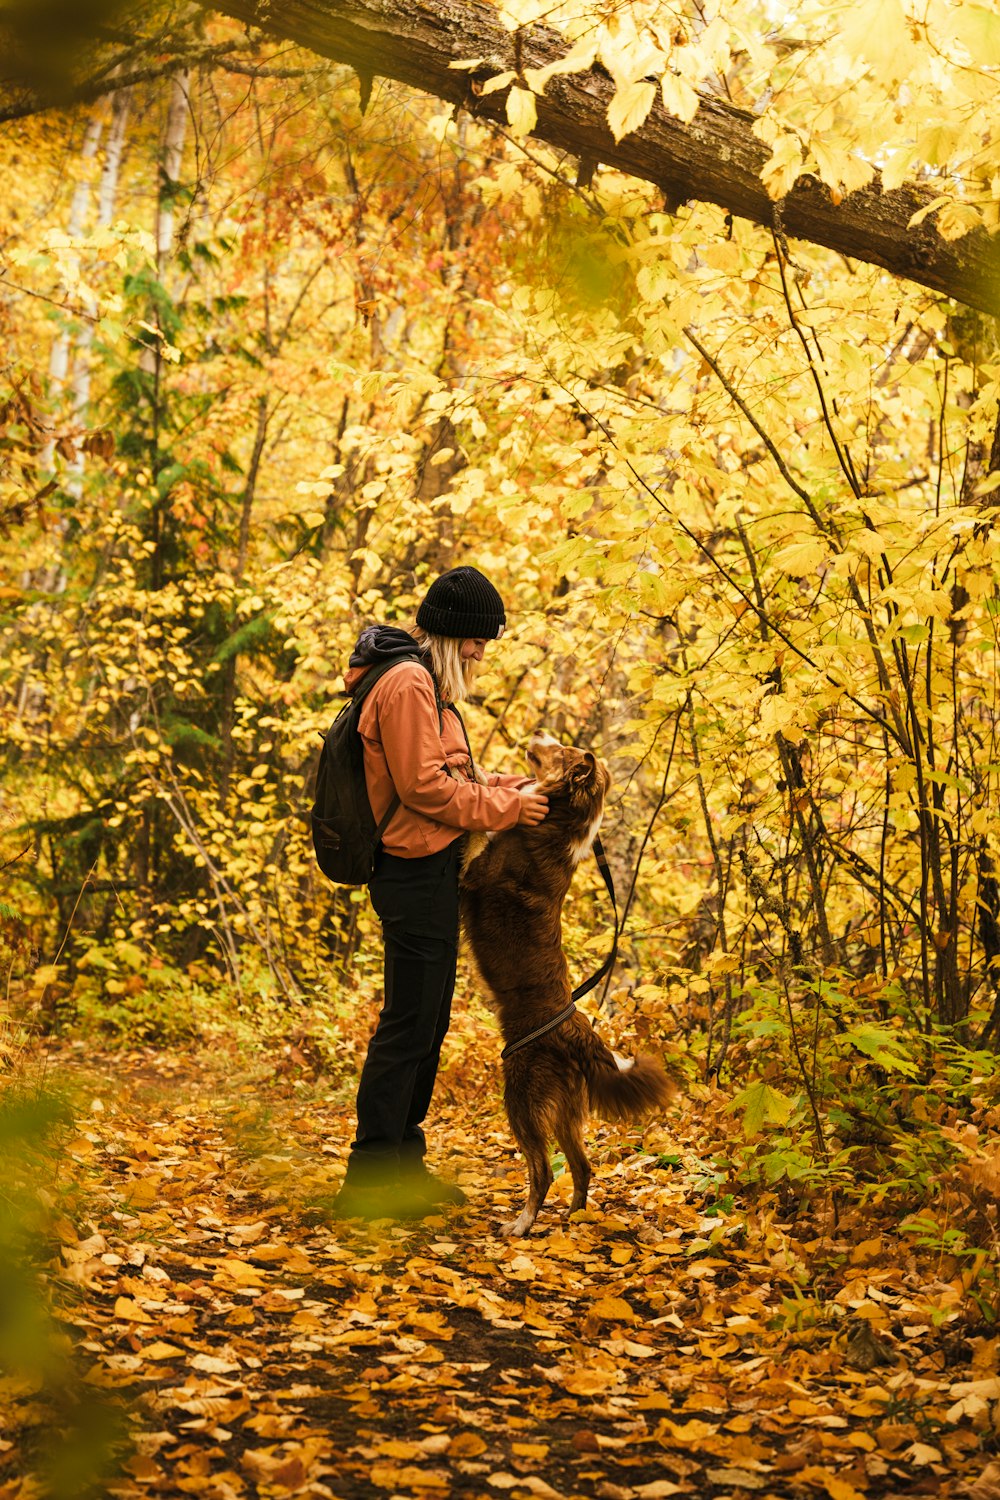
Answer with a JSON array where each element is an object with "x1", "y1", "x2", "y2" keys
[{"x1": 311, "y1": 655, "x2": 427, "y2": 886}]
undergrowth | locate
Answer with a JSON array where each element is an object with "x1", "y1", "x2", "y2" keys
[{"x1": 0, "y1": 1018, "x2": 134, "y2": 1495}]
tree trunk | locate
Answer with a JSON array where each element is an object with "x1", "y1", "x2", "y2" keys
[
  {"x1": 72, "y1": 88, "x2": 130, "y2": 429},
  {"x1": 219, "y1": 392, "x2": 271, "y2": 808},
  {"x1": 213, "y1": 0, "x2": 1000, "y2": 315},
  {"x1": 157, "y1": 69, "x2": 190, "y2": 272},
  {"x1": 148, "y1": 69, "x2": 190, "y2": 593},
  {"x1": 43, "y1": 108, "x2": 103, "y2": 470}
]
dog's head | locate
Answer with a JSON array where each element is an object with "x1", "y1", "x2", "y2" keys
[{"x1": 526, "y1": 733, "x2": 611, "y2": 809}]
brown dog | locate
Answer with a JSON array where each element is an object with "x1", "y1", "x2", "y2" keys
[{"x1": 461, "y1": 734, "x2": 675, "y2": 1236}]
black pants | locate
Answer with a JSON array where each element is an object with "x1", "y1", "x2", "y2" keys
[{"x1": 346, "y1": 839, "x2": 461, "y2": 1183}]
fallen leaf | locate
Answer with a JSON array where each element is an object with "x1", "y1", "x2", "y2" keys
[
  {"x1": 370, "y1": 1463, "x2": 450, "y2": 1489},
  {"x1": 561, "y1": 1368, "x2": 618, "y2": 1396},
  {"x1": 590, "y1": 1295, "x2": 636, "y2": 1323},
  {"x1": 214, "y1": 1257, "x2": 268, "y2": 1286},
  {"x1": 963, "y1": 1460, "x2": 1000, "y2": 1500},
  {"x1": 449, "y1": 1433, "x2": 487, "y2": 1457},
  {"x1": 113, "y1": 1296, "x2": 153, "y2": 1323},
  {"x1": 190, "y1": 1352, "x2": 242, "y2": 1374},
  {"x1": 705, "y1": 1470, "x2": 767, "y2": 1490},
  {"x1": 797, "y1": 1467, "x2": 868, "y2": 1500},
  {"x1": 905, "y1": 1442, "x2": 943, "y2": 1466},
  {"x1": 227, "y1": 1221, "x2": 270, "y2": 1245}
]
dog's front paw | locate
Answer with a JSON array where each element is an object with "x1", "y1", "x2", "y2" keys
[{"x1": 500, "y1": 1208, "x2": 537, "y2": 1237}]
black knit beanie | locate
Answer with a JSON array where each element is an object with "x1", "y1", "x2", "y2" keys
[{"x1": 416, "y1": 566, "x2": 506, "y2": 639}]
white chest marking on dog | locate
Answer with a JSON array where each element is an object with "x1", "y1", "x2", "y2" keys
[
  {"x1": 569, "y1": 810, "x2": 604, "y2": 867},
  {"x1": 612, "y1": 1050, "x2": 635, "y2": 1072}
]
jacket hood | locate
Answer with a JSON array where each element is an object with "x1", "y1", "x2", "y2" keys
[
  {"x1": 349, "y1": 624, "x2": 425, "y2": 668},
  {"x1": 344, "y1": 624, "x2": 428, "y2": 693}
]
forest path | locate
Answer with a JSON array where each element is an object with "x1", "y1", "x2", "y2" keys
[{"x1": 14, "y1": 1044, "x2": 993, "y2": 1498}]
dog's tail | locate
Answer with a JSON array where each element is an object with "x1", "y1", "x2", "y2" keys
[{"x1": 583, "y1": 1032, "x2": 677, "y2": 1123}]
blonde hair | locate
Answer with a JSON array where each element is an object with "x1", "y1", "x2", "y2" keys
[{"x1": 405, "y1": 623, "x2": 477, "y2": 704}]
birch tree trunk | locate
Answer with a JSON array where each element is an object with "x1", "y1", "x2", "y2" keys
[
  {"x1": 71, "y1": 88, "x2": 130, "y2": 430},
  {"x1": 42, "y1": 109, "x2": 103, "y2": 469},
  {"x1": 148, "y1": 69, "x2": 190, "y2": 592},
  {"x1": 157, "y1": 69, "x2": 190, "y2": 272}
]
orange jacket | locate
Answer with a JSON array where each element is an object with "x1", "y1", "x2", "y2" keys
[{"x1": 345, "y1": 660, "x2": 530, "y2": 858}]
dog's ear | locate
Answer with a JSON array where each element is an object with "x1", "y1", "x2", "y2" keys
[{"x1": 570, "y1": 750, "x2": 598, "y2": 784}]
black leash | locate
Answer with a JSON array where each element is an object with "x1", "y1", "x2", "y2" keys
[
  {"x1": 500, "y1": 835, "x2": 619, "y2": 1060},
  {"x1": 500, "y1": 997, "x2": 578, "y2": 1061},
  {"x1": 572, "y1": 837, "x2": 619, "y2": 1002}
]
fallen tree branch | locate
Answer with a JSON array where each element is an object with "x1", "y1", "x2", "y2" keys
[{"x1": 210, "y1": 0, "x2": 1000, "y2": 313}]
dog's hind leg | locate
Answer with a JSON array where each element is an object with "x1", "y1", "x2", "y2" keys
[
  {"x1": 555, "y1": 1103, "x2": 591, "y2": 1215},
  {"x1": 501, "y1": 1110, "x2": 552, "y2": 1237}
]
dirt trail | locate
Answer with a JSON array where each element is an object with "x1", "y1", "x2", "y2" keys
[{"x1": 4, "y1": 1046, "x2": 992, "y2": 1498}]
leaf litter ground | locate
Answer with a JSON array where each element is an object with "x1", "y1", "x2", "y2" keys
[{"x1": 6, "y1": 1043, "x2": 1000, "y2": 1499}]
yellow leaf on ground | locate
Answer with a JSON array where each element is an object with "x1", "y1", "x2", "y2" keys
[
  {"x1": 590, "y1": 1295, "x2": 636, "y2": 1323},
  {"x1": 251, "y1": 1244, "x2": 313, "y2": 1272},
  {"x1": 377, "y1": 1441, "x2": 422, "y2": 1460},
  {"x1": 126, "y1": 1177, "x2": 161, "y2": 1207},
  {"x1": 370, "y1": 1465, "x2": 450, "y2": 1489},
  {"x1": 190, "y1": 1352, "x2": 241, "y2": 1374},
  {"x1": 488, "y1": 1478, "x2": 559, "y2": 1497},
  {"x1": 797, "y1": 1468, "x2": 867, "y2": 1500},
  {"x1": 214, "y1": 1258, "x2": 268, "y2": 1287},
  {"x1": 949, "y1": 1377, "x2": 1000, "y2": 1400},
  {"x1": 904, "y1": 1443, "x2": 942, "y2": 1466},
  {"x1": 655, "y1": 1418, "x2": 719, "y2": 1443},
  {"x1": 705, "y1": 1470, "x2": 767, "y2": 1492},
  {"x1": 963, "y1": 1461, "x2": 1000, "y2": 1500},
  {"x1": 407, "y1": 1310, "x2": 454, "y2": 1341},
  {"x1": 227, "y1": 1221, "x2": 270, "y2": 1246},
  {"x1": 449, "y1": 1433, "x2": 487, "y2": 1457},
  {"x1": 561, "y1": 1368, "x2": 615, "y2": 1395},
  {"x1": 114, "y1": 1297, "x2": 153, "y2": 1323}
]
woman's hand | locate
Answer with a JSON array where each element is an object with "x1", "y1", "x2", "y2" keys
[{"x1": 517, "y1": 784, "x2": 549, "y2": 826}]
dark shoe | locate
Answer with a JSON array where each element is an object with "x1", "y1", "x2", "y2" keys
[
  {"x1": 331, "y1": 1180, "x2": 432, "y2": 1222},
  {"x1": 407, "y1": 1169, "x2": 467, "y2": 1207}
]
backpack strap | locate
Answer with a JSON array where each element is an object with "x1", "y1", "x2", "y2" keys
[
  {"x1": 352, "y1": 652, "x2": 445, "y2": 733},
  {"x1": 348, "y1": 653, "x2": 426, "y2": 709},
  {"x1": 447, "y1": 702, "x2": 475, "y2": 768},
  {"x1": 373, "y1": 791, "x2": 401, "y2": 842}
]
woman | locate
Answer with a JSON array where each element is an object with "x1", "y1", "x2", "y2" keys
[{"x1": 333, "y1": 565, "x2": 548, "y2": 1220}]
